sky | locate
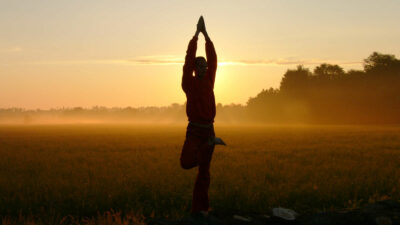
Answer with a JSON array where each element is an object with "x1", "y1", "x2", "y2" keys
[{"x1": 1, "y1": 0, "x2": 400, "y2": 109}]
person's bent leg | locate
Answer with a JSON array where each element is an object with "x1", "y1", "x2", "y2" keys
[{"x1": 180, "y1": 129, "x2": 201, "y2": 169}]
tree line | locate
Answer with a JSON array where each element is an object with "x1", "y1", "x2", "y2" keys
[
  {"x1": 247, "y1": 52, "x2": 400, "y2": 123},
  {"x1": 1, "y1": 52, "x2": 399, "y2": 124}
]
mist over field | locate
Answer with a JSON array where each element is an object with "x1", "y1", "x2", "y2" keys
[{"x1": 2, "y1": 52, "x2": 400, "y2": 125}]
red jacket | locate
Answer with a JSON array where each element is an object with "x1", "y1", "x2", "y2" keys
[{"x1": 182, "y1": 36, "x2": 217, "y2": 124}]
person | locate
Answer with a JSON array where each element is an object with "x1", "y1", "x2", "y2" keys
[{"x1": 180, "y1": 16, "x2": 225, "y2": 219}]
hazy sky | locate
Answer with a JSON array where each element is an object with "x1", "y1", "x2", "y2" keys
[{"x1": 1, "y1": 0, "x2": 399, "y2": 109}]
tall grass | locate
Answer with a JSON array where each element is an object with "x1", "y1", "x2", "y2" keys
[{"x1": 0, "y1": 124, "x2": 399, "y2": 224}]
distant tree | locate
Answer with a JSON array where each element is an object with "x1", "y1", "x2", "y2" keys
[
  {"x1": 280, "y1": 65, "x2": 311, "y2": 94},
  {"x1": 170, "y1": 103, "x2": 181, "y2": 109},
  {"x1": 346, "y1": 69, "x2": 365, "y2": 77},
  {"x1": 247, "y1": 88, "x2": 279, "y2": 107},
  {"x1": 363, "y1": 52, "x2": 400, "y2": 75},
  {"x1": 313, "y1": 63, "x2": 344, "y2": 80},
  {"x1": 246, "y1": 87, "x2": 283, "y2": 122},
  {"x1": 72, "y1": 107, "x2": 83, "y2": 111},
  {"x1": 344, "y1": 69, "x2": 366, "y2": 87}
]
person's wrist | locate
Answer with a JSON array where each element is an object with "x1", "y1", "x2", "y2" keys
[{"x1": 204, "y1": 32, "x2": 210, "y2": 40}]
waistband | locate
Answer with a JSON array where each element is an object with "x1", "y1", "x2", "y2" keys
[{"x1": 189, "y1": 121, "x2": 214, "y2": 128}]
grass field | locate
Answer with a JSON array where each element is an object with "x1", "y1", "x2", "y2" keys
[{"x1": 1, "y1": 124, "x2": 400, "y2": 224}]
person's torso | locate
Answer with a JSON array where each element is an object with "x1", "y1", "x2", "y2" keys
[{"x1": 185, "y1": 77, "x2": 216, "y2": 123}]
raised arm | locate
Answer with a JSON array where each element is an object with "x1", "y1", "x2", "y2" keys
[
  {"x1": 182, "y1": 35, "x2": 198, "y2": 93},
  {"x1": 201, "y1": 19, "x2": 217, "y2": 85},
  {"x1": 205, "y1": 33, "x2": 217, "y2": 85}
]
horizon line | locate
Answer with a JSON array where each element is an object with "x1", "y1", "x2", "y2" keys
[{"x1": 18, "y1": 56, "x2": 362, "y2": 67}]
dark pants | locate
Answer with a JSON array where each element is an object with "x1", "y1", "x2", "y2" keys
[{"x1": 180, "y1": 123, "x2": 215, "y2": 213}]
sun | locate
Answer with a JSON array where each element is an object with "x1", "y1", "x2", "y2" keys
[{"x1": 214, "y1": 63, "x2": 234, "y2": 103}]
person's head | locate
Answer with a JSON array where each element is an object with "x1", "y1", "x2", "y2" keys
[{"x1": 194, "y1": 56, "x2": 207, "y2": 79}]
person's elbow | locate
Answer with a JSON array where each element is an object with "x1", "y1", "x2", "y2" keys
[
  {"x1": 181, "y1": 82, "x2": 186, "y2": 92},
  {"x1": 181, "y1": 79, "x2": 189, "y2": 93}
]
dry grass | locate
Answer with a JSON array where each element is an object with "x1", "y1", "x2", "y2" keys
[{"x1": 0, "y1": 124, "x2": 399, "y2": 224}]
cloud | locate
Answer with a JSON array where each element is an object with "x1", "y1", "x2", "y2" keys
[
  {"x1": 25, "y1": 55, "x2": 361, "y2": 66},
  {"x1": 126, "y1": 55, "x2": 183, "y2": 65},
  {"x1": 28, "y1": 60, "x2": 124, "y2": 65},
  {"x1": 222, "y1": 58, "x2": 361, "y2": 66},
  {"x1": 125, "y1": 55, "x2": 361, "y2": 66},
  {"x1": 124, "y1": 56, "x2": 361, "y2": 66}
]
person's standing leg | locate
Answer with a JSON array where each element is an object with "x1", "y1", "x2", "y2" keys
[
  {"x1": 192, "y1": 129, "x2": 215, "y2": 213},
  {"x1": 192, "y1": 160, "x2": 211, "y2": 212}
]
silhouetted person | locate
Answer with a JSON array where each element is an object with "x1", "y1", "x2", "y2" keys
[{"x1": 180, "y1": 16, "x2": 224, "y2": 219}]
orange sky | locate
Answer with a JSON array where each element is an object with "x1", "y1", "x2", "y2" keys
[{"x1": 1, "y1": 0, "x2": 400, "y2": 109}]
